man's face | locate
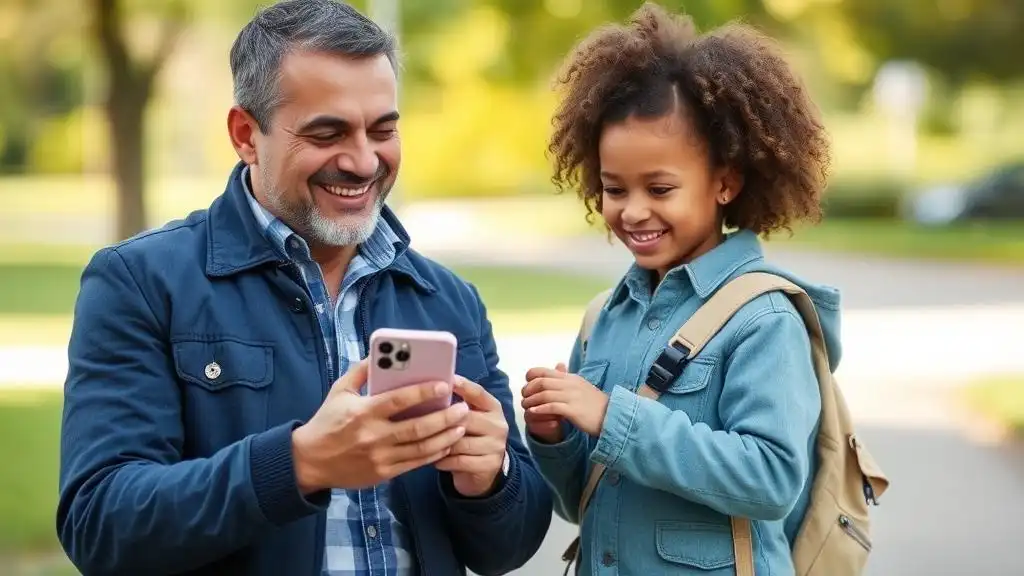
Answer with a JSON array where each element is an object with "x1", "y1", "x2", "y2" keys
[{"x1": 249, "y1": 51, "x2": 400, "y2": 247}]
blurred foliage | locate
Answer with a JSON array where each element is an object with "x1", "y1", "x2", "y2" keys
[
  {"x1": 1, "y1": 0, "x2": 1023, "y2": 220},
  {"x1": 837, "y1": 0, "x2": 1024, "y2": 86}
]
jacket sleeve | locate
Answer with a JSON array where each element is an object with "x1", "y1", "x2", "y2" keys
[
  {"x1": 56, "y1": 248, "x2": 328, "y2": 576},
  {"x1": 524, "y1": 336, "x2": 590, "y2": 524},
  {"x1": 438, "y1": 284, "x2": 553, "y2": 575},
  {"x1": 589, "y1": 305, "x2": 821, "y2": 521}
]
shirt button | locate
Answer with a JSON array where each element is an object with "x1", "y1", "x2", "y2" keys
[
  {"x1": 289, "y1": 297, "x2": 305, "y2": 313},
  {"x1": 366, "y1": 525, "x2": 377, "y2": 539},
  {"x1": 647, "y1": 317, "x2": 661, "y2": 330},
  {"x1": 602, "y1": 551, "x2": 616, "y2": 566}
]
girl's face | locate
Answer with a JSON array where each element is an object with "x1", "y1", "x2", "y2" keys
[{"x1": 598, "y1": 110, "x2": 739, "y2": 281}]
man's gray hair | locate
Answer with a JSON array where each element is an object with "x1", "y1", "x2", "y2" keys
[{"x1": 230, "y1": 0, "x2": 397, "y2": 132}]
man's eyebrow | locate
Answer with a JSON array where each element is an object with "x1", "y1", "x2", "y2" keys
[
  {"x1": 371, "y1": 111, "x2": 400, "y2": 126},
  {"x1": 297, "y1": 115, "x2": 350, "y2": 133},
  {"x1": 297, "y1": 111, "x2": 399, "y2": 133}
]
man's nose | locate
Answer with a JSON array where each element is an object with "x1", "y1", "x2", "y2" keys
[{"x1": 336, "y1": 133, "x2": 379, "y2": 180}]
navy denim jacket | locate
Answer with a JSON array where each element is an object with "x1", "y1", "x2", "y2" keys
[{"x1": 57, "y1": 162, "x2": 552, "y2": 576}]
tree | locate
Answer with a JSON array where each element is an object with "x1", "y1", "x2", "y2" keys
[
  {"x1": 838, "y1": 0, "x2": 1024, "y2": 87},
  {"x1": 90, "y1": 0, "x2": 188, "y2": 239}
]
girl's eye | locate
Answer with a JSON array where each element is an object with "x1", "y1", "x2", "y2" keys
[
  {"x1": 649, "y1": 187, "x2": 674, "y2": 196},
  {"x1": 602, "y1": 187, "x2": 625, "y2": 196}
]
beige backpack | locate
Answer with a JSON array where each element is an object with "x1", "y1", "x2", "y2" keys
[{"x1": 562, "y1": 271, "x2": 890, "y2": 576}]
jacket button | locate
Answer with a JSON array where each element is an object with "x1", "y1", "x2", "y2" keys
[
  {"x1": 289, "y1": 297, "x2": 305, "y2": 313},
  {"x1": 602, "y1": 552, "x2": 615, "y2": 566}
]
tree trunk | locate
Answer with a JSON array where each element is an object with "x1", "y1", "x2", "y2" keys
[
  {"x1": 92, "y1": 0, "x2": 185, "y2": 241},
  {"x1": 107, "y1": 89, "x2": 147, "y2": 240}
]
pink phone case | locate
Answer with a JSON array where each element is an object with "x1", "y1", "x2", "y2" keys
[{"x1": 367, "y1": 328, "x2": 457, "y2": 421}]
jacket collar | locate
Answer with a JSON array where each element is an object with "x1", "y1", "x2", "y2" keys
[
  {"x1": 610, "y1": 229, "x2": 764, "y2": 305},
  {"x1": 205, "y1": 161, "x2": 434, "y2": 292}
]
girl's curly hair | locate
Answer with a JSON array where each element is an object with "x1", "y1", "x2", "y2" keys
[{"x1": 548, "y1": 3, "x2": 831, "y2": 235}]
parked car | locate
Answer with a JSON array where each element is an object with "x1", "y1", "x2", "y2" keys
[{"x1": 902, "y1": 161, "x2": 1024, "y2": 225}]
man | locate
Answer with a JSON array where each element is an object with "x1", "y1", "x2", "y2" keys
[{"x1": 55, "y1": 0, "x2": 553, "y2": 574}]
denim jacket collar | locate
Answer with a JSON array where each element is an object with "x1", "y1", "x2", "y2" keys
[{"x1": 611, "y1": 229, "x2": 765, "y2": 305}]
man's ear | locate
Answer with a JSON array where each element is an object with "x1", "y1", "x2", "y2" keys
[{"x1": 227, "y1": 106, "x2": 260, "y2": 165}]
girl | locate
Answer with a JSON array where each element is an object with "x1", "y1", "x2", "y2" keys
[{"x1": 521, "y1": 4, "x2": 842, "y2": 575}]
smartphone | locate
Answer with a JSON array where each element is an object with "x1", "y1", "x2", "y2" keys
[{"x1": 367, "y1": 328, "x2": 457, "y2": 421}]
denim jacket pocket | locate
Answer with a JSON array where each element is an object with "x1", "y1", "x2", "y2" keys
[
  {"x1": 172, "y1": 337, "x2": 274, "y2": 453},
  {"x1": 656, "y1": 520, "x2": 737, "y2": 571},
  {"x1": 660, "y1": 354, "x2": 717, "y2": 421},
  {"x1": 577, "y1": 360, "x2": 610, "y2": 390}
]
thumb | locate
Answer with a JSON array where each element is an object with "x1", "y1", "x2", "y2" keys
[
  {"x1": 555, "y1": 362, "x2": 568, "y2": 374},
  {"x1": 331, "y1": 359, "x2": 369, "y2": 395}
]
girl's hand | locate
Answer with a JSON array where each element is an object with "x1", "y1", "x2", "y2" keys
[
  {"x1": 522, "y1": 363, "x2": 568, "y2": 444},
  {"x1": 521, "y1": 364, "x2": 609, "y2": 437}
]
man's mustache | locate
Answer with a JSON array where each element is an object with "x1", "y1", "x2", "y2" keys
[{"x1": 310, "y1": 164, "x2": 389, "y2": 188}]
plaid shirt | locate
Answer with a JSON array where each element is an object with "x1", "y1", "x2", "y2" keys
[{"x1": 243, "y1": 168, "x2": 415, "y2": 576}]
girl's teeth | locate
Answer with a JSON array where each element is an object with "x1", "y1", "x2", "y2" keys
[{"x1": 631, "y1": 231, "x2": 664, "y2": 242}]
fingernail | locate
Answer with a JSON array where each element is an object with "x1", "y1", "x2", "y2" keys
[
  {"x1": 453, "y1": 402, "x2": 469, "y2": 416},
  {"x1": 456, "y1": 426, "x2": 466, "y2": 436},
  {"x1": 434, "y1": 382, "x2": 449, "y2": 396}
]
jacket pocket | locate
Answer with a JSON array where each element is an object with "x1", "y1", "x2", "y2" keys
[
  {"x1": 173, "y1": 338, "x2": 274, "y2": 391},
  {"x1": 655, "y1": 520, "x2": 736, "y2": 571},
  {"x1": 577, "y1": 360, "x2": 610, "y2": 389},
  {"x1": 172, "y1": 338, "x2": 274, "y2": 454},
  {"x1": 660, "y1": 354, "x2": 717, "y2": 421}
]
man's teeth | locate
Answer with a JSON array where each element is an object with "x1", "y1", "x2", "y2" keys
[
  {"x1": 630, "y1": 231, "x2": 665, "y2": 242},
  {"x1": 323, "y1": 184, "x2": 369, "y2": 197}
]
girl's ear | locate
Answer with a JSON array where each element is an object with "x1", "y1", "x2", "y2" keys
[{"x1": 716, "y1": 167, "x2": 743, "y2": 206}]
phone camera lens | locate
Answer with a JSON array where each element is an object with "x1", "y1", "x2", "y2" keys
[
  {"x1": 395, "y1": 350, "x2": 410, "y2": 362},
  {"x1": 377, "y1": 357, "x2": 392, "y2": 370},
  {"x1": 378, "y1": 341, "x2": 393, "y2": 354}
]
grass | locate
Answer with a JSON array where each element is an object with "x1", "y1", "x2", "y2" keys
[
  {"x1": 963, "y1": 376, "x2": 1024, "y2": 436},
  {"x1": 774, "y1": 219, "x2": 1024, "y2": 266},
  {"x1": 0, "y1": 389, "x2": 64, "y2": 554},
  {"x1": 0, "y1": 389, "x2": 79, "y2": 576}
]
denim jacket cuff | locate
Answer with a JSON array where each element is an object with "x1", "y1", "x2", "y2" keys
[{"x1": 591, "y1": 384, "x2": 639, "y2": 469}]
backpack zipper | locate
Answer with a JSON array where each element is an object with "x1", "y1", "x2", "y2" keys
[{"x1": 838, "y1": 515, "x2": 871, "y2": 552}]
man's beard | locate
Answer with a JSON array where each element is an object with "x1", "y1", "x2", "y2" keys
[{"x1": 261, "y1": 164, "x2": 391, "y2": 247}]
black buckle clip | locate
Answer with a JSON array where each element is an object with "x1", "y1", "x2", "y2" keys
[{"x1": 644, "y1": 342, "x2": 691, "y2": 393}]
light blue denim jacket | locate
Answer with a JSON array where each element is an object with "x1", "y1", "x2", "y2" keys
[{"x1": 528, "y1": 230, "x2": 841, "y2": 575}]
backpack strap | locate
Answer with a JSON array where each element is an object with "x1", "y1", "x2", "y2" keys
[
  {"x1": 562, "y1": 272, "x2": 830, "y2": 576},
  {"x1": 579, "y1": 288, "x2": 613, "y2": 352}
]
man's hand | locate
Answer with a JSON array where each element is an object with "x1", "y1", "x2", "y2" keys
[
  {"x1": 521, "y1": 367, "x2": 608, "y2": 437},
  {"x1": 291, "y1": 360, "x2": 471, "y2": 494},
  {"x1": 435, "y1": 376, "x2": 509, "y2": 498},
  {"x1": 522, "y1": 363, "x2": 568, "y2": 444}
]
